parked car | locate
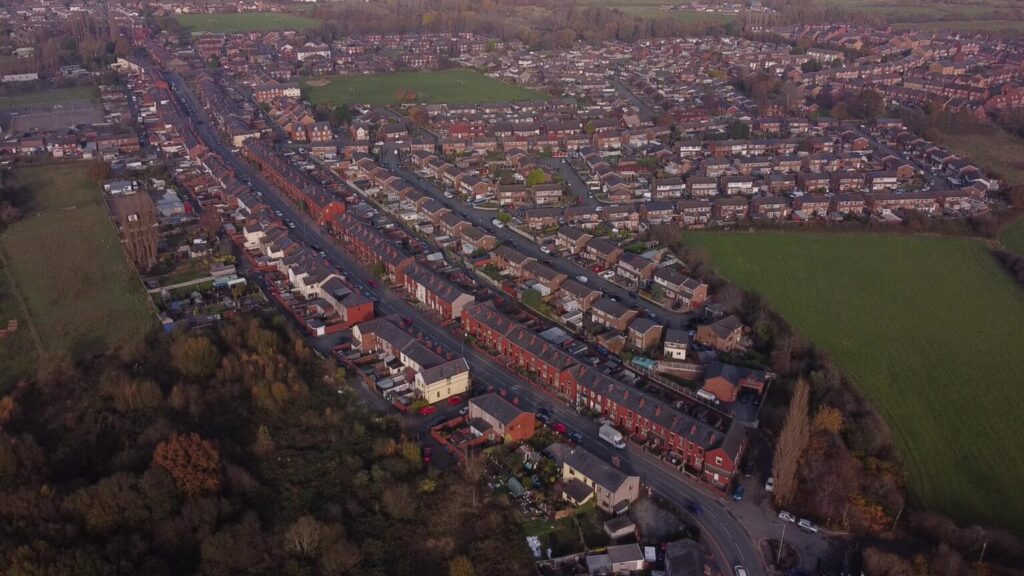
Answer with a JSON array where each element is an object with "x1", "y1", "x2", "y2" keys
[
  {"x1": 735, "y1": 566, "x2": 748, "y2": 576},
  {"x1": 576, "y1": 275, "x2": 588, "y2": 283},
  {"x1": 418, "y1": 405, "x2": 437, "y2": 416},
  {"x1": 732, "y1": 485, "x2": 745, "y2": 502},
  {"x1": 797, "y1": 519, "x2": 818, "y2": 533},
  {"x1": 550, "y1": 421, "x2": 568, "y2": 434},
  {"x1": 569, "y1": 432, "x2": 584, "y2": 445},
  {"x1": 765, "y1": 477, "x2": 775, "y2": 493},
  {"x1": 447, "y1": 395, "x2": 463, "y2": 405},
  {"x1": 458, "y1": 406, "x2": 469, "y2": 416},
  {"x1": 536, "y1": 412, "x2": 551, "y2": 425},
  {"x1": 778, "y1": 511, "x2": 796, "y2": 523}
]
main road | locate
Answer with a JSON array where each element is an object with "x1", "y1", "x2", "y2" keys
[{"x1": 164, "y1": 70, "x2": 766, "y2": 576}]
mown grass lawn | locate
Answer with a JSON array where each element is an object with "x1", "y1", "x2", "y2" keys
[
  {"x1": 0, "y1": 86, "x2": 97, "y2": 109},
  {"x1": 175, "y1": 12, "x2": 322, "y2": 33},
  {"x1": 684, "y1": 231, "x2": 1024, "y2": 534},
  {"x1": 302, "y1": 69, "x2": 550, "y2": 106},
  {"x1": 0, "y1": 164, "x2": 152, "y2": 361},
  {"x1": 932, "y1": 123, "x2": 1024, "y2": 192},
  {"x1": 0, "y1": 259, "x2": 36, "y2": 392},
  {"x1": 1002, "y1": 217, "x2": 1024, "y2": 255}
]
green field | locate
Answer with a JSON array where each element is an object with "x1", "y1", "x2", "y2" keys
[
  {"x1": 0, "y1": 164, "x2": 152, "y2": 361},
  {"x1": 0, "y1": 258, "x2": 36, "y2": 392},
  {"x1": 931, "y1": 123, "x2": 1024, "y2": 192},
  {"x1": 302, "y1": 69, "x2": 550, "y2": 106},
  {"x1": 175, "y1": 12, "x2": 322, "y2": 33},
  {"x1": 1002, "y1": 218, "x2": 1024, "y2": 255},
  {"x1": 893, "y1": 19, "x2": 1024, "y2": 33},
  {"x1": 0, "y1": 86, "x2": 97, "y2": 109},
  {"x1": 684, "y1": 232, "x2": 1024, "y2": 533},
  {"x1": 578, "y1": 0, "x2": 737, "y2": 23}
]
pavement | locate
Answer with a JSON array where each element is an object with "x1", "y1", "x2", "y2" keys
[{"x1": 160, "y1": 68, "x2": 837, "y2": 576}]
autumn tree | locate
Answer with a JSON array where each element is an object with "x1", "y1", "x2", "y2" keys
[
  {"x1": 773, "y1": 378, "x2": 810, "y2": 507},
  {"x1": 170, "y1": 336, "x2": 221, "y2": 379},
  {"x1": 448, "y1": 555, "x2": 476, "y2": 576},
  {"x1": 153, "y1": 433, "x2": 221, "y2": 497},
  {"x1": 813, "y1": 405, "x2": 844, "y2": 435}
]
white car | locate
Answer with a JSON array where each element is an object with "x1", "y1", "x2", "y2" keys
[
  {"x1": 599, "y1": 270, "x2": 615, "y2": 280},
  {"x1": 458, "y1": 406, "x2": 469, "y2": 416},
  {"x1": 576, "y1": 275, "x2": 589, "y2": 283},
  {"x1": 797, "y1": 518, "x2": 819, "y2": 533},
  {"x1": 778, "y1": 510, "x2": 796, "y2": 523},
  {"x1": 735, "y1": 566, "x2": 748, "y2": 576},
  {"x1": 765, "y1": 476, "x2": 775, "y2": 492},
  {"x1": 492, "y1": 218, "x2": 505, "y2": 229}
]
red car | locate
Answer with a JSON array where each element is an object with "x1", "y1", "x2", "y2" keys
[
  {"x1": 551, "y1": 422, "x2": 568, "y2": 435},
  {"x1": 418, "y1": 405, "x2": 437, "y2": 416},
  {"x1": 422, "y1": 446, "x2": 432, "y2": 463},
  {"x1": 447, "y1": 395, "x2": 463, "y2": 405}
]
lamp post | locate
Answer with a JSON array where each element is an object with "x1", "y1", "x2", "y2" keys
[{"x1": 777, "y1": 522, "x2": 787, "y2": 568}]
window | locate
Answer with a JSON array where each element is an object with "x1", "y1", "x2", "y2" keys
[{"x1": 715, "y1": 456, "x2": 723, "y2": 466}]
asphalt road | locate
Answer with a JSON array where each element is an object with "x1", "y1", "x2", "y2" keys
[
  {"x1": 165, "y1": 70, "x2": 768, "y2": 576},
  {"x1": 378, "y1": 146, "x2": 694, "y2": 328}
]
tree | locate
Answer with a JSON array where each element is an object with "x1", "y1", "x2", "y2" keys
[
  {"x1": 448, "y1": 555, "x2": 476, "y2": 576},
  {"x1": 726, "y1": 120, "x2": 750, "y2": 139},
  {"x1": 333, "y1": 104, "x2": 352, "y2": 125},
  {"x1": 409, "y1": 106, "x2": 428, "y2": 126},
  {"x1": 495, "y1": 211, "x2": 512, "y2": 224},
  {"x1": 813, "y1": 406, "x2": 844, "y2": 434},
  {"x1": 320, "y1": 538, "x2": 361, "y2": 575},
  {"x1": 285, "y1": 515, "x2": 323, "y2": 557},
  {"x1": 152, "y1": 433, "x2": 221, "y2": 497},
  {"x1": 170, "y1": 336, "x2": 220, "y2": 379},
  {"x1": 86, "y1": 161, "x2": 111, "y2": 184},
  {"x1": 525, "y1": 168, "x2": 548, "y2": 187},
  {"x1": 773, "y1": 378, "x2": 810, "y2": 507},
  {"x1": 800, "y1": 59, "x2": 823, "y2": 73}
]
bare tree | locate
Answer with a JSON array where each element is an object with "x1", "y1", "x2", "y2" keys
[
  {"x1": 462, "y1": 453, "x2": 485, "y2": 508},
  {"x1": 773, "y1": 378, "x2": 810, "y2": 507}
]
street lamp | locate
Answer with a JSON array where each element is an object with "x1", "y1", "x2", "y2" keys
[{"x1": 777, "y1": 521, "x2": 787, "y2": 568}]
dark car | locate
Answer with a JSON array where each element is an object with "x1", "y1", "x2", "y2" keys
[
  {"x1": 569, "y1": 432, "x2": 584, "y2": 445},
  {"x1": 536, "y1": 412, "x2": 551, "y2": 425},
  {"x1": 685, "y1": 499, "x2": 703, "y2": 516}
]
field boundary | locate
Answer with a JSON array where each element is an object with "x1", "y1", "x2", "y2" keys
[{"x1": 0, "y1": 244, "x2": 43, "y2": 357}]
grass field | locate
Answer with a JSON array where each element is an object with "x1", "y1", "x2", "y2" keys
[
  {"x1": 175, "y1": 12, "x2": 322, "y2": 33},
  {"x1": 893, "y1": 20, "x2": 1024, "y2": 33},
  {"x1": 0, "y1": 164, "x2": 152, "y2": 361},
  {"x1": 0, "y1": 86, "x2": 97, "y2": 109},
  {"x1": 931, "y1": 123, "x2": 1024, "y2": 192},
  {"x1": 683, "y1": 231, "x2": 1024, "y2": 534},
  {"x1": 1001, "y1": 218, "x2": 1024, "y2": 255},
  {"x1": 0, "y1": 258, "x2": 36, "y2": 392},
  {"x1": 302, "y1": 69, "x2": 550, "y2": 106}
]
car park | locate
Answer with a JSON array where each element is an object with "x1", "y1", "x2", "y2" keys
[{"x1": 797, "y1": 519, "x2": 819, "y2": 533}]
